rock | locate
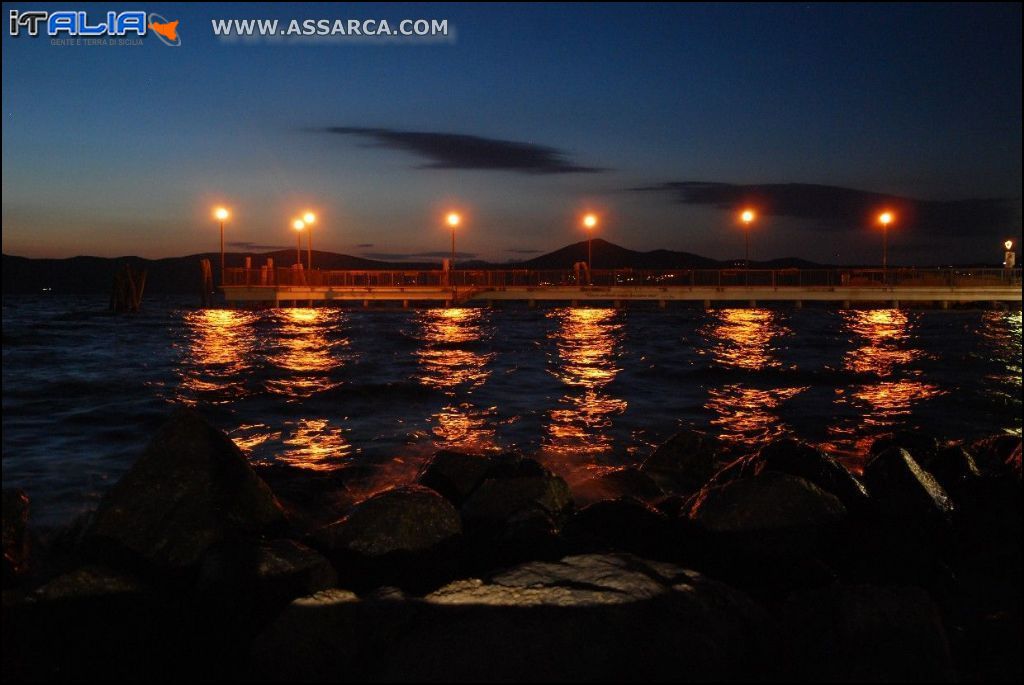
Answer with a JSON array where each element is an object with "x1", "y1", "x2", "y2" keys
[
  {"x1": 745, "y1": 438, "x2": 869, "y2": 511},
  {"x1": 250, "y1": 554, "x2": 773, "y2": 682},
  {"x1": 782, "y1": 584, "x2": 955, "y2": 682},
  {"x1": 640, "y1": 429, "x2": 718, "y2": 495},
  {"x1": 927, "y1": 444, "x2": 982, "y2": 497},
  {"x1": 416, "y1": 449, "x2": 493, "y2": 506},
  {"x1": 3, "y1": 489, "x2": 30, "y2": 583},
  {"x1": 970, "y1": 434, "x2": 1022, "y2": 477},
  {"x1": 317, "y1": 485, "x2": 460, "y2": 558},
  {"x1": 863, "y1": 447, "x2": 955, "y2": 530},
  {"x1": 870, "y1": 430, "x2": 940, "y2": 466},
  {"x1": 459, "y1": 456, "x2": 572, "y2": 531},
  {"x1": 573, "y1": 466, "x2": 663, "y2": 505},
  {"x1": 197, "y1": 539, "x2": 337, "y2": 605},
  {"x1": 563, "y1": 497, "x2": 676, "y2": 559},
  {"x1": 86, "y1": 408, "x2": 286, "y2": 572},
  {"x1": 32, "y1": 565, "x2": 148, "y2": 602},
  {"x1": 689, "y1": 472, "x2": 847, "y2": 560}
]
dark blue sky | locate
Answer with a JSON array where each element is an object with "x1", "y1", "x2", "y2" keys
[{"x1": 2, "y1": 2, "x2": 1020, "y2": 263}]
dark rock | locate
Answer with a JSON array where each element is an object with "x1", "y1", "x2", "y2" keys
[
  {"x1": 85, "y1": 408, "x2": 286, "y2": 572},
  {"x1": 782, "y1": 584, "x2": 955, "y2": 682},
  {"x1": 640, "y1": 429, "x2": 718, "y2": 495},
  {"x1": 689, "y1": 472, "x2": 847, "y2": 560},
  {"x1": 573, "y1": 466, "x2": 664, "y2": 505},
  {"x1": 493, "y1": 509, "x2": 565, "y2": 566},
  {"x1": 870, "y1": 430, "x2": 940, "y2": 466},
  {"x1": 32, "y1": 564, "x2": 148, "y2": 602},
  {"x1": 317, "y1": 485, "x2": 460, "y2": 558},
  {"x1": 863, "y1": 447, "x2": 955, "y2": 530},
  {"x1": 563, "y1": 497, "x2": 676, "y2": 559},
  {"x1": 927, "y1": 444, "x2": 982, "y2": 497},
  {"x1": 250, "y1": 554, "x2": 774, "y2": 682},
  {"x1": 746, "y1": 438, "x2": 869, "y2": 511},
  {"x1": 197, "y1": 539, "x2": 337, "y2": 605},
  {"x1": 2, "y1": 489, "x2": 30, "y2": 583},
  {"x1": 459, "y1": 457, "x2": 572, "y2": 531},
  {"x1": 415, "y1": 449, "x2": 493, "y2": 506},
  {"x1": 970, "y1": 434, "x2": 1023, "y2": 477}
]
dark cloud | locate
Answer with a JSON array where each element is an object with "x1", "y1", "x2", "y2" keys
[
  {"x1": 505, "y1": 248, "x2": 544, "y2": 254},
  {"x1": 635, "y1": 182, "x2": 1015, "y2": 236},
  {"x1": 227, "y1": 241, "x2": 290, "y2": 251},
  {"x1": 356, "y1": 243, "x2": 375, "y2": 248},
  {"x1": 362, "y1": 250, "x2": 478, "y2": 261},
  {"x1": 323, "y1": 126, "x2": 603, "y2": 174}
]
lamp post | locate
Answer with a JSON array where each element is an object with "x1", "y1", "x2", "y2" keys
[
  {"x1": 292, "y1": 219, "x2": 305, "y2": 267},
  {"x1": 214, "y1": 207, "x2": 229, "y2": 284},
  {"x1": 1004, "y1": 240, "x2": 1016, "y2": 270},
  {"x1": 446, "y1": 212, "x2": 461, "y2": 275},
  {"x1": 879, "y1": 211, "x2": 893, "y2": 270},
  {"x1": 740, "y1": 209, "x2": 755, "y2": 268},
  {"x1": 302, "y1": 212, "x2": 316, "y2": 271},
  {"x1": 582, "y1": 213, "x2": 598, "y2": 284}
]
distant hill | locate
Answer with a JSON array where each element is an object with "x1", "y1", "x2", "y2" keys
[{"x1": 2, "y1": 240, "x2": 828, "y2": 294}]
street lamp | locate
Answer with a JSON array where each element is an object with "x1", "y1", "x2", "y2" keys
[
  {"x1": 214, "y1": 206, "x2": 229, "y2": 284},
  {"x1": 302, "y1": 212, "x2": 316, "y2": 271},
  {"x1": 1005, "y1": 240, "x2": 1016, "y2": 269},
  {"x1": 292, "y1": 219, "x2": 305, "y2": 267},
  {"x1": 740, "y1": 209, "x2": 755, "y2": 267},
  {"x1": 446, "y1": 212, "x2": 461, "y2": 271},
  {"x1": 878, "y1": 211, "x2": 894, "y2": 270},
  {"x1": 582, "y1": 213, "x2": 598, "y2": 283}
]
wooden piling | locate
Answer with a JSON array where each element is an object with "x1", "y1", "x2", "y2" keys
[{"x1": 111, "y1": 262, "x2": 147, "y2": 313}]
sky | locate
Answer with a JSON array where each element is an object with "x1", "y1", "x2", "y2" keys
[{"x1": 2, "y1": 2, "x2": 1021, "y2": 265}]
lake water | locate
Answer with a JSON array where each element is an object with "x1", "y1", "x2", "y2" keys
[{"x1": 2, "y1": 295, "x2": 1021, "y2": 527}]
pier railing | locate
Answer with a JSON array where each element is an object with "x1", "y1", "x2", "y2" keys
[{"x1": 223, "y1": 266, "x2": 1022, "y2": 289}]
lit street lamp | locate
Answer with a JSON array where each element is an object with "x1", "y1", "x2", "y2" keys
[
  {"x1": 740, "y1": 209, "x2": 755, "y2": 267},
  {"x1": 302, "y1": 212, "x2": 316, "y2": 271},
  {"x1": 446, "y1": 212, "x2": 461, "y2": 272},
  {"x1": 1005, "y1": 240, "x2": 1016, "y2": 269},
  {"x1": 582, "y1": 213, "x2": 598, "y2": 283},
  {"x1": 878, "y1": 211, "x2": 894, "y2": 270},
  {"x1": 214, "y1": 206, "x2": 230, "y2": 284},
  {"x1": 292, "y1": 219, "x2": 305, "y2": 267}
]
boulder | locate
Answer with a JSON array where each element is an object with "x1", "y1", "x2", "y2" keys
[
  {"x1": 745, "y1": 438, "x2": 869, "y2": 511},
  {"x1": 86, "y1": 408, "x2": 286, "y2": 572},
  {"x1": 197, "y1": 538, "x2": 337, "y2": 606},
  {"x1": 3, "y1": 489, "x2": 30, "y2": 583},
  {"x1": 782, "y1": 584, "x2": 955, "y2": 682},
  {"x1": 970, "y1": 434, "x2": 1022, "y2": 477},
  {"x1": 689, "y1": 472, "x2": 847, "y2": 560},
  {"x1": 250, "y1": 554, "x2": 773, "y2": 682},
  {"x1": 563, "y1": 497, "x2": 676, "y2": 559},
  {"x1": 926, "y1": 444, "x2": 981, "y2": 497},
  {"x1": 640, "y1": 429, "x2": 718, "y2": 495},
  {"x1": 459, "y1": 456, "x2": 572, "y2": 531},
  {"x1": 416, "y1": 449, "x2": 493, "y2": 506},
  {"x1": 573, "y1": 466, "x2": 664, "y2": 505},
  {"x1": 863, "y1": 447, "x2": 955, "y2": 530},
  {"x1": 317, "y1": 485, "x2": 460, "y2": 558}
]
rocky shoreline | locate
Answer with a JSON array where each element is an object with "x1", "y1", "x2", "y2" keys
[{"x1": 3, "y1": 409, "x2": 1021, "y2": 682}]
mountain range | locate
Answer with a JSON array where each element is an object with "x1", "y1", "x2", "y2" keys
[{"x1": 4, "y1": 238, "x2": 828, "y2": 294}]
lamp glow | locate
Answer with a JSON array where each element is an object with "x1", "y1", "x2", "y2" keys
[
  {"x1": 741, "y1": 209, "x2": 755, "y2": 224},
  {"x1": 293, "y1": 219, "x2": 305, "y2": 231},
  {"x1": 583, "y1": 213, "x2": 598, "y2": 229},
  {"x1": 879, "y1": 211, "x2": 893, "y2": 226},
  {"x1": 303, "y1": 212, "x2": 316, "y2": 224},
  {"x1": 1005, "y1": 240, "x2": 1014, "y2": 251},
  {"x1": 214, "y1": 207, "x2": 230, "y2": 221},
  {"x1": 446, "y1": 212, "x2": 461, "y2": 228}
]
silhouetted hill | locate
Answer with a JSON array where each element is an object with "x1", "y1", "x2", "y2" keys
[{"x1": 2, "y1": 240, "x2": 832, "y2": 294}]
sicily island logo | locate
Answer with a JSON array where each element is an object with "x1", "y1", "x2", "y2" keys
[{"x1": 8, "y1": 9, "x2": 181, "y2": 46}]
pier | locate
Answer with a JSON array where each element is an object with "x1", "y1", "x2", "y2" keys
[{"x1": 221, "y1": 266, "x2": 1022, "y2": 307}]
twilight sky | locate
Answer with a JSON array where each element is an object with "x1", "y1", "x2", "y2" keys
[{"x1": 2, "y1": 2, "x2": 1021, "y2": 264}]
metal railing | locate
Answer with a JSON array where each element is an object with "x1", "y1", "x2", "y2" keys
[{"x1": 223, "y1": 266, "x2": 1023, "y2": 289}]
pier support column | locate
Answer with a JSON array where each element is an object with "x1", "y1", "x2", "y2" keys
[
  {"x1": 571, "y1": 299, "x2": 578, "y2": 307},
  {"x1": 528, "y1": 299, "x2": 536, "y2": 309},
  {"x1": 703, "y1": 299, "x2": 711, "y2": 309},
  {"x1": 362, "y1": 299, "x2": 370, "y2": 308},
  {"x1": 842, "y1": 300, "x2": 851, "y2": 309},
  {"x1": 402, "y1": 299, "x2": 409, "y2": 309},
  {"x1": 613, "y1": 300, "x2": 622, "y2": 309},
  {"x1": 940, "y1": 300, "x2": 949, "y2": 310},
  {"x1": 658, "y1": 300, "x2": 666, "y2": 309},
  {"x1": 794, "y1": 300, "x2": 803, "y2": 309},
  {"x1": 891, "y1": 300, "x2": 900, "y2": 309},
  {"x1": 748, "y1": 300, "x2": 757, "y2": 308}
]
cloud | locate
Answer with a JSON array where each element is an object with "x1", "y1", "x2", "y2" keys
[
  {"x1": 356, "y1": 243, "x2": 375, "y2": 248},
  {"x1": 227, "y1": 241, "x2": 291, "y2": 251},
  {"x1": 361, "y1": 250, "x2": 478, "y2": 261},
  {"x1": 505, "y1": 248, "x2": 544, "y2": 254},
  {"x1": 635, "y1": 182, "x2": 1015, "y2": 236},
  {"x1": 323, "y1": 126, "x2": 603, "y2": 174}
]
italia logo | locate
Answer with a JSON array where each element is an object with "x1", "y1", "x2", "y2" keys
[{"x1": 8, "y1": 9, "x2": 181, "y2": 46}]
